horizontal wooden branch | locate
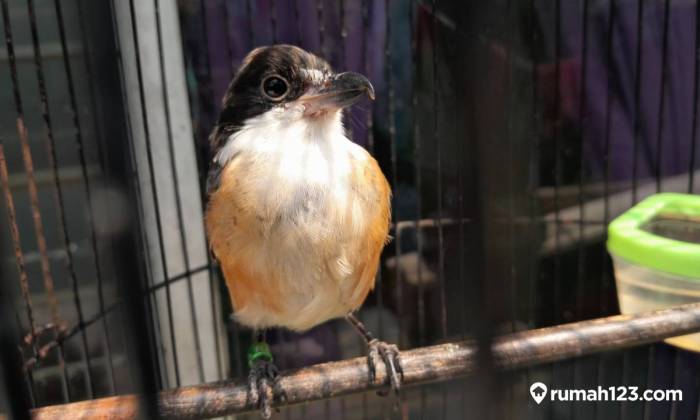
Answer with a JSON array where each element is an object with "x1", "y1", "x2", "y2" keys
[{"x1": 32, "y1": 303, "x2": 700, "y2": 419}]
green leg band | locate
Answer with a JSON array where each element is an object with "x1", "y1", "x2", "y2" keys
[{"x1": 248, "y1": 341, "x2": 273, "y2": 368}]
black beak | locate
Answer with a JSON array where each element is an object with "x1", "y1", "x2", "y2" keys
[
  {"x1": 301, "y1": 72, "x2": 374, "y2": 113},
  {"x1": 326, "y1": 72, "x2": 375, "y2": 103}
]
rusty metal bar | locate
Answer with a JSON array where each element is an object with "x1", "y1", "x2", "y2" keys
[
  {"x1": 0, "y1": 141, "x2": 37, "y2": 409},
  {"x1": 0, "y1": 142, "x2": 36, "y2": 355},
  {"x1": 31, "y1": 302, "x2": 700, "y2": 419},
  {"x1": 1, "y1": 0, "x2": 71, "y2": 402},
  {"x1": 27, "y1": 0, "x2": 101, "y2": 397}
]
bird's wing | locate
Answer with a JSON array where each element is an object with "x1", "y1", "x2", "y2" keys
[
  {"x1": 206, "y1": 161, "x2": 223, "y2": 196},
  {"x1": 206, "y1": 118, "x2": 243, "y2": 197},
  {"x1": 344, "y1": 155, "x2": 392, "y2": 310},
  {"x1": 205, "y1": 157, "x2": 287, "y2": 318}
]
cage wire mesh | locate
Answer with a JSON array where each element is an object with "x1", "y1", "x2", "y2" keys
[{"x1": 0, "y1": 0, "x2": 699, "y2": 419}]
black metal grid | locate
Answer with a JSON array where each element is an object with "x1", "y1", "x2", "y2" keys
[{"x1": 0, "y1": 0, "x2": 699, "y2": 419}]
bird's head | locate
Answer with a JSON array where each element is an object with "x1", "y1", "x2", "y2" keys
[{"x1": 210, "y1": 45, "x2": 374, "y2": 151}]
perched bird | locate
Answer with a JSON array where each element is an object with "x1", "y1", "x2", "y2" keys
[{"x1": 205, "y1": 45, "x2": 401, "y2": 417}]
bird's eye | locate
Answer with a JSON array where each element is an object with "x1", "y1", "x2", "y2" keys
[{"x1": 261, "y1": 75, "x2": 289, "y2": 100}]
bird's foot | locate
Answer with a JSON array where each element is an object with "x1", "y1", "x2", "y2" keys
[
  {"x1": 367, "y1": 339, "x2": 403, "y2": 397},
  {"x1": 247, "y1": 343, "x2": 282, "y2": 418}
]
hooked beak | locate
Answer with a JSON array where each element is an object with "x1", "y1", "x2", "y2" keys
[{"x1": 300, "y1": 72, "x2": 374, "y2": 116}]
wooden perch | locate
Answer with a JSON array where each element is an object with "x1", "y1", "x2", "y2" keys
[{"x1": 31, "y1": 302, "x2": 700, "y2": 419}]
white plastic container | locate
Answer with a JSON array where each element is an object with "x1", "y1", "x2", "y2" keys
[
  {"x1": 608, "y1": 193, "x2": 700, "y2": 352},
  {"x1": 612, "y1": 256, "x2": 700, "y2": 351}
]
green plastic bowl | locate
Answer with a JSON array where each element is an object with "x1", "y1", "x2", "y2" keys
[
  {"x1": 608, "y1": 193, "x2": 700, "y2": 352},
  {"x1": 608, "y1": 193, "x2": 700, "y2": 279}
]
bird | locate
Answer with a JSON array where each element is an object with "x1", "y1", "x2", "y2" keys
[{"x1": 205, "y1": 45, "x2": 402, "y2": 417}]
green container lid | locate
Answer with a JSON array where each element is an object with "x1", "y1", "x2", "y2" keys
[{"x1": 607, "y1": 193, "x2": 700, "y2": 279}]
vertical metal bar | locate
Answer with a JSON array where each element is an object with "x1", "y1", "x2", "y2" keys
[
  {"x1": 126, "y1": 0, "x2": 182, "y2": 386},
  {"x1": 552, "y1": 0, "x2": 562, "y2": 327},
  {"x1": 360, "y1": 385, "x2": 368, "y2": 420},
  {"x1": 316, "y1": 0, "x2": 325, "y2": 57},
  {"x1": 526, "y1": 0, "x2": 541, "y2": 417},
  {"x1": 689, "y1": 0, "x2": 700, "y2": 194},
  {"x1": 601, "y1": 0, "x2": 617, "y2": 325},
  {"x1": 387, "y1": 0, "x2": 404, "y2": 350},
  {"x1": 362, "y1": 0, "x2": 374, "y2": 153},
  {"x1": 154, "y1": 0, "x2": 206, "y2": 384},
  {"x1": 527, "y1": 0, "x2": 540, "y2": 333},
  {"x1": 431, "y1": 0, "x2": 447, "y2": 342},
  {"x1": 551, "y1": 1, "x2": 563, "y2": 418},
  {"x1": 411, "y1": 1, "x2": 425, "y2": 349},
  {"x1": 221, "y1": 0, "x2": 236, "y2": 75},
  {"x1": 338, "y1": 392, "x2": 345, "y2": 420},
  {"x1": 504, "y1": 0, "x2": 516, "y2": 332},
  {"x1": 457, "y1": 59, "x2": 467, "y2": 339},
  {"x1": 75, "y1": 0, "x2": 108, "y2": 238},
  {"x1": 24, "y1": 0, "x2": 66, "y2": 337},
  {"x1": 641, "y1": 346, "x2": 657, "y2": 420},
  {"x1": 367, "y1": 0, "x2": 385, "y2": 341},
  {"x1": 695, "y1": 378, "x2": 700, "y2": 420},
  {"x1": 246, "y1": 0, "x2": 255, "y2": 46},
  {"x1": 340, "y1": 0, "x2": 349, "y2": 138},
  {"x1": 429, "y1": 0, "x2": 449, "y2": 416},
  {"x1": 78, "y1": 0, "x2": 132, "y2": 394},
  {"x1": 0, "y1": 317, "x2": 32, "y2": 419},
  {"x1": 112, "y1": 0, "x2": 167, "y2": 393},
  {"x1": 628, "y1": 2, "x2": 657, "y2": 418},
  {"x1": 108, "y1": 0, "x2": 165, "y2": 403},
  {"x1": 269, "y1": 0, "x2": 277, "y2": 44},
  {"x1": 595, "y1": 2, "x2": 617, "y2": 418},
  {"x1": 668, "y1": 349, "x2": 680, "y2": 420},
  {"x1": 459, "y1": 106, "x2": 466, "y2": 417},
  {"x1": 0, "y1": 141, "x2": 38, "y2": 413},
  {"x1": 78, "y1": 0, "x2": 145, "y2": 392},
  {"x1": 383, "y1": 0, "x2": 403, "y2": 414},
  {"x1": 655, "y1": 0, "x2": 671, "y2": 191},
  {"x1": 229, "y1": 316, "x2": 245, "y2": 378},
  {"x1": 576, "y1": 0, "x2": 591, "y2": 321},
  {"x1": 527, "y1": 0, "x2": 540, "y2": 332},
  {"x1": 620, "y1": 349, "x2": 630, "y2": 420},
  {"x1": 337, "y1": 0, "x2": 350, "y2": 414},
  {"x1": 339, "y1": 0, "x2": 346, "y2": 69},
  {"x1": 275, "y1": 329, "x2": 291, "y2": 420},
  {"x1": 1, "y1": 0, "x2": 71, "y2": 403},
  {"x1": 53, "y1": 0, "x2": 118, "y2": 395},
  {"x1": 293, "y1": 0, "x2": 301, "y2": 46},
  {"x1": 0, "y1": 144, "x2": 36, "y2": 387},
  {"x1": 409, "y1": 0, "x2": 428, "y2": 416},
  {"x1": 198, "y1": 135, "x2": 229, "y2": 389},
  {"x1": 116, "y1": 1, "x2": 171, "y2": 391},
  {"x1": 194, "y1": 0, "x2": 227, "y2": 383},
  {"x1": 575, "y1": 2, "x2": 591, "y2": 419},
  {"x1": 320, "y1": 2, "x2": 330, "y2": 415},
  {"x1": 503, "y1": 0, "x2": 517, "y2": 415},
  {"x1": 631, "y1": 0, "x2": 645, "y2": 204},
  {"x1": 198, "y1": 0, "x2": 217, "y2": 123},
  {"x1": 207, "y1": 265, "x2": 225, "y2": 381}
]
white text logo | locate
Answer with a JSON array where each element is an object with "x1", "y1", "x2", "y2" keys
[{"x1": 529, "y1": 383, "x2": 682, "y2": 403}]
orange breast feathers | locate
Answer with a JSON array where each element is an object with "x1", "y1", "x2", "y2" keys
[{"x1": 205, "y1": 153, "x2": 391, "y2": 332}]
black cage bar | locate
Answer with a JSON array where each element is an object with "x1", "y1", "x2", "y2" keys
[{"x1": 1, "y1": 0, "x2": 700, "y2": 419}]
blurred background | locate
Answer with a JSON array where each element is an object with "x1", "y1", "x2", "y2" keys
[{"x1": 1, "y1": 0, "x2": 699, "y2": 419}]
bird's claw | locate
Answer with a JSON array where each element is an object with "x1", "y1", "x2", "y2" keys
[
  {"x1": 248, "y1": 359, "x2": 282, "y2": 418},
  {"x1": 367, "y1": 339, "x2": 403, "y2": 397}
]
